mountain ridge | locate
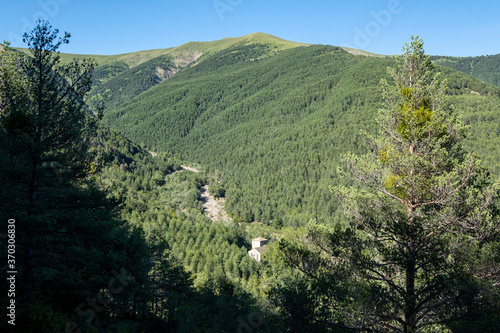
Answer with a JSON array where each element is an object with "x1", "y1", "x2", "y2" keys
[
  {"x1": 8, "y1": 32, "x2": 499, "y2": 65},
  {"x1": 33, "y1": 32, "x2": 309, "y2": 67},
  {"x1": 9, "y1": 33, "x2": 500, "y2": 88}
]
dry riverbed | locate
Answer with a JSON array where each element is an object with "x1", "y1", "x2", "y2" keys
[{"x1": 181, "y1": 165, "x2": 232, "y2": 222}]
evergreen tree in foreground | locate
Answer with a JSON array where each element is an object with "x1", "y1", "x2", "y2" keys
[
  {"x1": 0, "y1": 21, "x2": 149, "y2": 332},
  {"x1": 279, "y1": 37, "x2": 499, "y2": 332}
]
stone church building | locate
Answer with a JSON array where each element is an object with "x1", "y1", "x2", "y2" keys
[{"x1": 248, "y1": 237, "x2": 268, "y2": 262}]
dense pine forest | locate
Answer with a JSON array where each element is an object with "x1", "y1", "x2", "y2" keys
[
  {"x1": 103, "y1": 41, "x2": 500, "y2": 228},
  {"x1": 1, "y1": 22, "x2": 499, "y2": 332}
]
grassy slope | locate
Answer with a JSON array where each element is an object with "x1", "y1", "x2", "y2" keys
[
  {"x1": 341, "y1": 47, "x2": 386, "y2": 57},
  {"x1": 103, "y1": 44, "x2": 500, "y2": 226}
]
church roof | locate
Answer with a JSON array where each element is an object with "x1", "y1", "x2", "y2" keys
[{"x1": 250, "y1": 246, "x2": 266, "y2": 254}]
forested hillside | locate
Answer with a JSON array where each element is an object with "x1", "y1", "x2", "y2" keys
[
  {"x1": 103, "y1": 43, "x2": 500, "y2": 227},
  {"x1": 87, "y1": 55, "x2": 177, "y2": 111},
  {"x1": 432, "y1": 53, "x2": 500, "y2": 87}
]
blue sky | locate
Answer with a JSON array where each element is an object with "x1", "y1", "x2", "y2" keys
[{"x1": 1, "y1": 0, "x2": 499, "y2": 56}]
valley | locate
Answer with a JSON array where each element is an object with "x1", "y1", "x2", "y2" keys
[{"x1": 2, "y1": 27, "x2": 499, "y2": 332}]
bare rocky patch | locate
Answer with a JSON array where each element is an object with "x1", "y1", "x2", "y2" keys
[
  {"x1": 200, "y1": 185, "x2": 231, "y2": 222},
  {"x1": 155, "y1": 51, "x2": 203, "y2": 82},
  {"x1": 181, "y1": 165, "x2": 232, "y2": 222}
]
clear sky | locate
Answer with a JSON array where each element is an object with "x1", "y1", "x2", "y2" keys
[{"x1": 1, "y1": 0, "x2": 498, "y2": 57}]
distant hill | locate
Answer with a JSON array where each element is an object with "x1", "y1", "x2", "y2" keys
[
  {"x1": 12, "y1": 33, "x2": 308, "y2": 113},
  {"x1": 431, "y1": 54, "x2": 500, "y2": 87},
  {"x1": 79, "y1": 33, "x2": 308, "y2": 112}
]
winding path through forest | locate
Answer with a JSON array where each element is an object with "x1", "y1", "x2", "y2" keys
[{"x1": 180, "y1": 165, "x2": 200, "y2": 173}]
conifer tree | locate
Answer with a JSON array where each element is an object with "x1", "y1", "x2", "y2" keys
[{"x1": 280, "y1": 36, "x2": 499, "y2": 332}]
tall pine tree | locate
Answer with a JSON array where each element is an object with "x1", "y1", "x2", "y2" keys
[
  {"x1": 280, "y1": 36, "x2": 499, "y2": 332},
  {"x1": 0, "y1": 21, "x2": 148, "y2": 332}
]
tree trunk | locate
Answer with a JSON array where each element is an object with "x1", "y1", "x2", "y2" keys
[
  {"x1": 404, "y1": 242, "x2": 417, "y2": 333},
  {"x1": 28, "y1": 156, "x2": 39, "y2": 205}
]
